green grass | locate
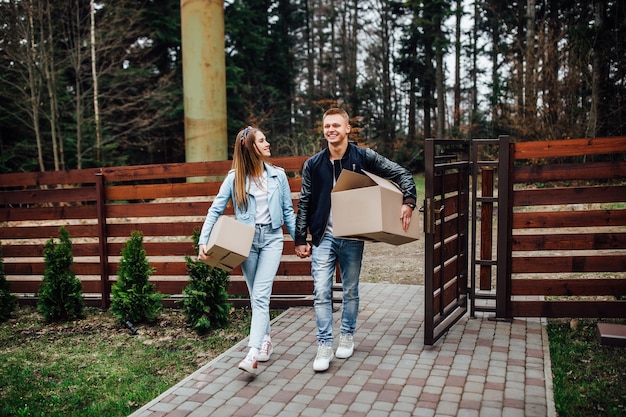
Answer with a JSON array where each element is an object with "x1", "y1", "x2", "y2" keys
[
  {"x1": 547, "y1": 318, "x2": 626, "y2": 417},
  {"x1": 414, "y1": 172, "x2": 425, "y2": 199},
  {"x1": 0, "y1": 306, "x2": 259, "y2": 417}
]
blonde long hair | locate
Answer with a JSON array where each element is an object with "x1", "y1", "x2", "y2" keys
[{"x1": 232, "y1": 126, "x2": 267, "y2": 210}]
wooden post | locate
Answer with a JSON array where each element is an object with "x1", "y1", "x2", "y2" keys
[
  {"x1": 180, "y1": 0, "x2": 228, "y2": 167},
  {"x1": 95, "y1": 172, "x2": 110, "y2": 309}
]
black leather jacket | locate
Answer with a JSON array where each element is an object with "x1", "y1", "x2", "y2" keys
[{"x1": 295, "y1": 143, "x2": 417, "y2": 247}]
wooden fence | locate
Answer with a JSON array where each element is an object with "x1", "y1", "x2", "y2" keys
[
  {"x1": 506, "y1": 137, "x2": 626, "y2": 317},
  {"x1": 0, "y1": 156, "x2": 313, "y2": 309}
]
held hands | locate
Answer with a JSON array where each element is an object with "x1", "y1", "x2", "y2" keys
[
  {"x1": 400, "y1": 204, "x2": 413, "y2": 232},
  {"x1": 295, "y1": 243, "x2": 312, "y2": 258}
]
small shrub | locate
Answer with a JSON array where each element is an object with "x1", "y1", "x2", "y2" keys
[
  {"x1": 111, "y1": 231, "x2": 164, "y2": 324},
  {"x1": 0, "y1": 244, "x2": 17, "y2": 321},
  {"x1": 180, "y1": 228, "x2": 232, "y2": 335},
  {"x1": 37, "y1": 227, "x2": 84, "y2": 322}
]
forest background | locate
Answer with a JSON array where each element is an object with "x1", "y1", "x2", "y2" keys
[{"x1": 0, "y1": 0, "x2": 624, "y2": 174}]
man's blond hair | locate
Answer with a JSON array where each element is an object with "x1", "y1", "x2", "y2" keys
[{"x1": 323, "y1": 108, "x2": 350, "y2": 124}]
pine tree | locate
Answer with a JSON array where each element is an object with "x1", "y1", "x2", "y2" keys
[
  {"x1": 0, "y1": 244, "x2": 17, "y2": 321},
  {"x1": 37, "y1": 227, "x2": 84, "y2": 322},
  {"x1": 180, "y1": 228, "x2": 232, "y2": 335},
  {"x1": 111, "y1": 231, "x2": 163, "y2": 324}
]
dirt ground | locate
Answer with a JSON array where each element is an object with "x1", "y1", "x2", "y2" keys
[{"x1": 359, "y1": 212, "x2": 425, "y2": 286}]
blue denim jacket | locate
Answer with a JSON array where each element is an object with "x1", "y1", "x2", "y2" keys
[{"x1": 198, "y1": 163, "x2": 296, "y2": 245}]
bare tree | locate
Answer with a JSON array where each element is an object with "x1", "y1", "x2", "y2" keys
[{"x1": 90, "y1": 0, "x2": 102, "y2": 163}]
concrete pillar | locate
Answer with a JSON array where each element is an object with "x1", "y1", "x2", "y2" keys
[{"x1": 181, "y1": 0, "x2": 227, "y2": 163}]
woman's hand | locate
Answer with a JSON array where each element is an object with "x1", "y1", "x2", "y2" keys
[{"x1": 198, "y1": 244, "x2": 210, "y2": 261}]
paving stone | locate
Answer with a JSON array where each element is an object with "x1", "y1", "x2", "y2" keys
[{"x1": 128, "y1": 283, "x2": 553, "y2": 417}]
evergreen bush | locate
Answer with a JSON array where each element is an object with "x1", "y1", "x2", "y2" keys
[
  {"x1": 111, "y1": 231, "x2": 163, "y2": 324},
  {"x1": 180, "y1": 228, "x2": 232, "y2": 335},
  {"x1": 37, "y1": 227, "x2": 84, "y2": 322},
  {"x1": 0, "y1": 244, "x2": 17, "y2": 321}
]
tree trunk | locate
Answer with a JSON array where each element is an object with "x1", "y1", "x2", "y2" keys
[
  {"x1": 44, "y1": 0, "x2": 61, "y2": 170},
  {"x1": 524, "y1": 0, "x2": 536, "y2": 125},
  {"x1": 26, "y1": 0, "x2": 45, "y2": 172},
  {"x1": 453, "y1": 0, "x2": 462, "y2": 134},
  {"x1": 588, "y1": 0, "x2": 604, "y2": 138},
  {"x1": 90, "y1": 0, "x2": 101, "y2": 164},
  {"x1": 470, "y1": 0, "x2": 478, "y2": 138},
  {"x1": 435, "y1": 16, "x2": 446, "y2": 139}
]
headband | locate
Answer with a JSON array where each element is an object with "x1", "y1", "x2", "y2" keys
[{"x1": 240, "y1": 126, "x2": 253, "y2": 145}]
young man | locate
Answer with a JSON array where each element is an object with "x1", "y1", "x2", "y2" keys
[{"x1": 294, "y1": 108, "x2": 416, "y2": 372}]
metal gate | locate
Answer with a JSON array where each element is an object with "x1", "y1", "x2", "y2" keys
[
  {"x1": 423, "y1": 137, "x2": 509, "y2": 345},
  {"x1": 423, "y1": 139, "x2": 471, "y2": 345}
]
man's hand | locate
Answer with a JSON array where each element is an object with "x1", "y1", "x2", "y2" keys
[
  {"x1": 295, "y1": 243, "x2": 312, "y2": 258},
  {"x1": 400, "y1": 204, "x2": 413, "y2": 231}
]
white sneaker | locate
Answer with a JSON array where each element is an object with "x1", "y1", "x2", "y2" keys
[
  {"x1": 258, "y1": 337, "x2": 273, "y2": 362},
  {"x1": 336, "y1": 333, "x2": 354, "y2": 359},
  {"x1": 238, "y1": 354, "x2": 258, "y2": 375},
  {"x1": 313, "y1": 344, "x2": 334, "y2": 372}
]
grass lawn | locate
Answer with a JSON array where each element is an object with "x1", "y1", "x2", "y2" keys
[
  {"x1": 547, "y1": 318, "x2": 626, "y2": 417},
  {"x1": 0, "y1": 306, "x2": 255, "y2": 417}
]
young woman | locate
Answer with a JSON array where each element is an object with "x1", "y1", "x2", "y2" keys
[{"x1": 198, "y1": 126, "x2": 296, "y2": 375}]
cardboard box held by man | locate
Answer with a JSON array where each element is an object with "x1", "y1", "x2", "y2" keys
[{"x1": 331, "y1": 170, "x2": 419, "y2": 245}]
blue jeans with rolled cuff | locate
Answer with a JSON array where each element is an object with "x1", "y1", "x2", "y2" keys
[
  {"x1": 311, "y1": 233, "x2": 364, "y2": 346},
  {"x1": 240, "y1": 223, "x2": 283, "y2": 350}
]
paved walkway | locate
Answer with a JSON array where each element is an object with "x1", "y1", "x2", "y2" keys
[{"x1": 129, "y1": 283, "x2": 556, "y2": 417}]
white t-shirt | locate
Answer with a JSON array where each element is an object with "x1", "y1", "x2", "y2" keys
[{"x1": 249, "y1": 171, "x2": 271, "y2": 225}]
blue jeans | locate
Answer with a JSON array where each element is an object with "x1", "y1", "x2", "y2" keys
[
  {"x1": 240, "y1": 224, "x2": 283, "y2": 350},
  {"x1": 311, "y1": 234, "x2": 364, "y2": 346}
]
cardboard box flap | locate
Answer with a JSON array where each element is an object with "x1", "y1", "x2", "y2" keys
[
  {"x1": 332, "y1": 169, "x2": 375, "y2": 192},
  {"x1": 332, "y1": 169, "x2": 402, "y2": 194},
  {"x1": 362, "y1": 170, "x2": 402, "y2": 193}
]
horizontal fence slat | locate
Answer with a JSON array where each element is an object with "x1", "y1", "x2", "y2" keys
[
  {"x1": 513, "y1": 185, "x2": 626, "y2": 206},
  {"x1": 511, "y1": 300, "x2": 626, "y2": 318},
  {"x1": 511, "y1": 278, "x2": 626, "y2": 296},
  {"x1": 105, "y1": 182, "x2": 222, "y2": 202},
  {"x1": 105, "y1": 179, "x2": 302, "y2": 202},
  {"x1": 0, "y1": 168, "x2": 100, "y2": 188},
  {"x1": 0, "y1": 205, "x2": 98, "y2": 222},
  {"x1": 512, "y1": 232, "x2": 626, "y2": 251},
  {"x1": 511, "y1": 255, "x2": 626, "y2": 273},
  {"x1": 514, "y1": 161, "x2": 626, "y2": 182},
  {"x1": 100, "y1": 160, "x2": 233, "y2": 182},
  {"x1": 105, "y1": 222, "x2": 203, "y2": 237},
  {"x1": 512, "y1": 136, "x2": 626, "y2": 159},
  {"x1": 106, "y1": 202, "x2": 214, "y2": 218},
  {"x1": 512, "y1": 210, "x2": 626, "y2": 229},
  {"x1": 0, "y1": 224, "x2": 99, "y2": 239},
  {"x1": 1, "y1": 187, "x2": 97, "y2": 205}
]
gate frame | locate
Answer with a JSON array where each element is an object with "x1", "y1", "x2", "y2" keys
[{"x1": 423, "y1": 138, "x2": 471, "y2": 345}]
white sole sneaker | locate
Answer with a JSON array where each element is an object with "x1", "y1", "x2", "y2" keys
[
  {"x1": 258, "y1": 340, "x2": 273, "y2": 362},
  {"x1": 313, "y1": 345, "x2": 334, "y2": 372},
  {"x1": 336, "y1": 334, "x2": 354, "y2": 359},
  {"x1": 238, "y1": 357, "x2": 258, "y2": 375}
]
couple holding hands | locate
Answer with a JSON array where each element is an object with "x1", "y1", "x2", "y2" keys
[{"x1": 198, "y1": 108, "x2": 417, "y2": 375}]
